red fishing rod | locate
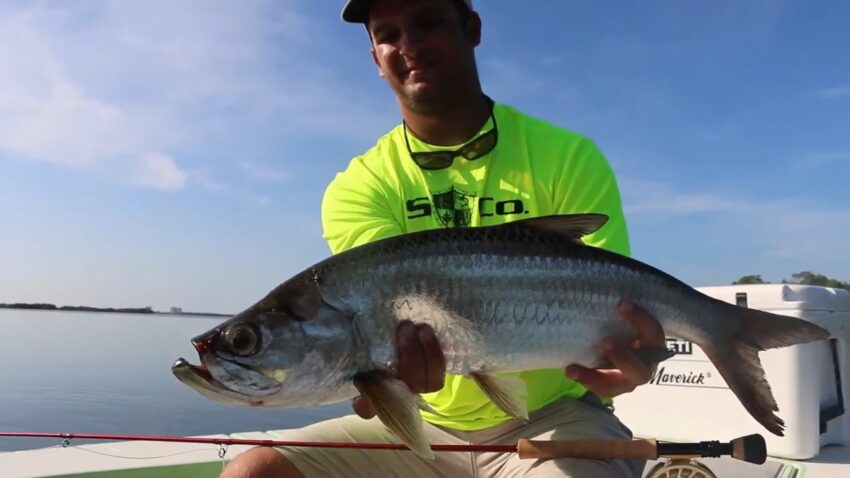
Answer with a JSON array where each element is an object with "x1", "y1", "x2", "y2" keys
[
  {"x1": 0, "y1": 432, "x2": 515, "y2": 453},
  {"x1": 0, "y1": 431, "x2": 766, "y2": 464}
]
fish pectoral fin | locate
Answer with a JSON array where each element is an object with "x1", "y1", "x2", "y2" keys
[
  {"x1": 634, "y1": 346, "x2": 677, "y2": 367},
  {"x1": 593, "y1": 345, "x2": 676, "y2": 370},
  {"x1": 353, "y1": 372, "x2": 434, "y2": 460},
  {"x1": 470, "y1": 372, "x2": 529, "y2": 421}
]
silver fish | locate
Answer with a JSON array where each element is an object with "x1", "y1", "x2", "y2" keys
[{"x1": 173, "y1": 214, "x2": 830, "y2": 458}]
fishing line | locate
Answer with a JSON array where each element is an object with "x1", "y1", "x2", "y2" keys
[
  {"x1": 6, "y1": 434, "x2": 231, "y2": 462},
  {"x1": 56, "y1": 444, "x2": 221, "y2": 461}
]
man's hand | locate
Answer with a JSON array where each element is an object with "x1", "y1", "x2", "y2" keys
[
  {"x1": 565, "y1": 299, "x2": 666, "y2": 398},
  {"x1": 352, "y1": 320, "x2": 446, "y2": 419}
]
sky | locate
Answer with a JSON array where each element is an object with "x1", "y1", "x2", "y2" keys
[{"x1": 0, "y1": 0, "x2": 848, "y2": 314}]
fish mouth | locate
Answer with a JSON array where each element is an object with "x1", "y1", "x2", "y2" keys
[
  {"x1": 172, "y1": 358, "x2": 219, "y2": 388},
  {"x1": 172, "y1": 357, "x2": 276, "y2": 406}
]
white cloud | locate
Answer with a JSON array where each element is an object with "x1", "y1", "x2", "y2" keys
[
  {"x1": 480, "y1": 58, "x2": 547, "y2": 101},
  {"x1": 780, "y1": 151, "x2": 850, "y2": 179},
  {"x1": 132, "y1": 153, "x2": 187, "y2": 191},
  {"x1": 622, "y1": 179, "x2": 737, "y2": 215},
  {"x1": 239, "y1": 161, "x2": 290, "y2": 183},
  {"x1": 189, "y1": 171, "x2": 229, "y2": 192},
  {"x1": 818, "y1": 85, "x2": 850, "y2": 99},
  {"x1": 0, "y1": 1, "x2": 391, "y2": 190},
  {"x1": 620, "y1": 177, "x2": 850, "y2": 264},
  {"x1": 0, "y1": 11, "x2": 140, "y2": 167},
  {"x1": 802, "y1": 152, "x2": 850, "y2": 167},
  {"x1": 0, "y1": 81, "x2": 129, "y2": 166}
]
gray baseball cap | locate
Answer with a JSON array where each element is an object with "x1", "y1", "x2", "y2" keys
[{"x1": 341, "y1": 0, "x2": 473, "y2": 24}]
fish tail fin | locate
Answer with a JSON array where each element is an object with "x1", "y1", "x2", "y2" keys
[{"x1": 704, "y1": 301, "x2": 830, "y2": 436}]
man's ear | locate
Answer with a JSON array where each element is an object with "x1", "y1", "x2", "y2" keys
[
  {"x1": 466, "y1": 11, "x2": 482, "y2": 47},
  {"x1": 370, "y1": 47, "x2": 386, "y2": 78}
]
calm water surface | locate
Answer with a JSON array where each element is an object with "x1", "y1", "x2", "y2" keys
[{"x1": 0, "y1": 309, "x2": 349, "y2": 452}]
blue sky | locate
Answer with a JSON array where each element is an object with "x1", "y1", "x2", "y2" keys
[{"x1": 0, "y1": 0, "x2": 848, "y2": 313}]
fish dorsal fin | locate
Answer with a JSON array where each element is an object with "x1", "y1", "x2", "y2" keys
[{"x1": 509, "y1": 213, "x2": 609, "y2": 240}]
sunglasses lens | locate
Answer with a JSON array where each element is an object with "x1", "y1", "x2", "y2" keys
[
  {"x1": 461, "y1": 130, "x2": 497, "y2": 160},
  {"x1": 413, "y1": 153, "x2": 455, "y2": 170},
  {"x1": 405, "y1": 106, "x2": 497, "y2": 170}
]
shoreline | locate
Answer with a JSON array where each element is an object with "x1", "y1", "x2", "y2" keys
[{"x1": 0, "y1": 303, "x2": 230, "y2": 317}]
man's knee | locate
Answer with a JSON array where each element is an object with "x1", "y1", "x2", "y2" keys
[{"x1": 220, "y1": 446, "x2": 305, "y2": 478}]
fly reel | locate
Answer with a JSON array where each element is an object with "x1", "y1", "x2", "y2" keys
[
  {"x1": 515, "y1": 432, "x2": 765, "y2": 475},
  {"x1": 646, "y1": 458, "x2": 716, "y2": 478}
]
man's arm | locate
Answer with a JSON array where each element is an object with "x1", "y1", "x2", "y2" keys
[
  {"x1": 322, "y1": 160, "x2": 404, "y2": 254},
  {"x1": 550, "y1": 137, "x2": 629, "y2": 256}
]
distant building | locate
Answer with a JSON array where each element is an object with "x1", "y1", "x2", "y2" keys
[{"x1": 170, "y1": 307, "x2": 183, "y2": 314}]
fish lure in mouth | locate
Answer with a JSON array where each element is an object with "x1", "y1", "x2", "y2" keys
[{"x1": 172, "y1": 213, "x2": 831, "y2": 459}]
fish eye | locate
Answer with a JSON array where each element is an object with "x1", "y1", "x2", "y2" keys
[{"x1": 223, "y1": 325, "x2": 260, "y2": 356}]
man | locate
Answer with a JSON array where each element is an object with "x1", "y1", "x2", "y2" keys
[{"x1": 222, "y1": 1, "x2": 664, "y2": 476}]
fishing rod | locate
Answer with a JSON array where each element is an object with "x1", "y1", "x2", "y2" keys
[
  {"x1": 0, "y1": 432, "x2": 515, "y2": 453},
  {"x1": 517, "y1": 433, "x2": 766, "y2": 464},
  {"x1": 0, "y1": 431, "x2": 766, "y2": 464}
]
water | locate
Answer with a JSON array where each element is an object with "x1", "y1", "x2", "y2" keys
[{"x1": 0, "y1": 309, "x2": 349, "y2": 452}]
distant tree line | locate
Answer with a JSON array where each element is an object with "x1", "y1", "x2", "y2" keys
[
  {"x1": 0, "y1": 303, "x2": 155, "y2": 314},
  {"x1": 0, "y1": 302, "x2": 230, "y2": 317},
  {"x1": 733, "y1": 271, "x2": 850, "y2": 291}
]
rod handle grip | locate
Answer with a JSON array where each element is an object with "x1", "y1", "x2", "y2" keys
[{"x1": 517, "y1": 438, "x2": 659, "y2": 461}]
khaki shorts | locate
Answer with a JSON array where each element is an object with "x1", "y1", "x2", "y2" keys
[{"x1": 276, "y1": 396, "x2": 643, "y2": 478}]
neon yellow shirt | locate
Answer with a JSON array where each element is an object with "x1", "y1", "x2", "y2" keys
[{"x1": 321, "y1": 102, "x2": 630, "y2": 431}]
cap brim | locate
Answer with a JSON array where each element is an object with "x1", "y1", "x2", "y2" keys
[
  {"x1": 342, "y1": 0, "x2": 472, "y2": 24},
  {"x1": 341, "y1": 0, "x2": 372, "y2": 23}
]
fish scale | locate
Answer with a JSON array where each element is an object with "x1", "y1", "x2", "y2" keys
[{"x1": 327, "y1": 248, "x2": 682, "y2": 374}]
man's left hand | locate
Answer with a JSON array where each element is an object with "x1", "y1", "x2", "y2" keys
[{"x1": 565, "y1": 299, "x2": 666, "y2": 398}]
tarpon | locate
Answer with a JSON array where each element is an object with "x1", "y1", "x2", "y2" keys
[{"x1": 173, "y1": 214, "x2": 830, "y2": 458}]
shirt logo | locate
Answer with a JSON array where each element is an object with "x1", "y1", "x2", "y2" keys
[
  {"x1": 432, "y1": 187, "x2": 474, "y2": 227},
  {"x1": 405, "y1": 189, "x2": 529, "y2": 227}
]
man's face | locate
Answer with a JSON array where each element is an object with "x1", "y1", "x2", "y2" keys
[{"x1": 367, "y1": 0, "x2": 480, "y2": 111}]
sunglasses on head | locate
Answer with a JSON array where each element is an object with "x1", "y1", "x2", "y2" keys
[{"x1": 404, "y1": 106, "x2": 498, "y2": 171}]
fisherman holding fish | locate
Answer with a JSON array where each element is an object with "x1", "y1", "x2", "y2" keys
[
  {"x1": 218, "y1": 1, "x2": 667, "y2": 476},
  {"x1": 174, "y1": 0, "x2": 828, "y2": 473}
]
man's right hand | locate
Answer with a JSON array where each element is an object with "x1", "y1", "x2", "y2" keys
[{"x1": 352, "y1": 320, "x2": 446, "y2": 419}]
